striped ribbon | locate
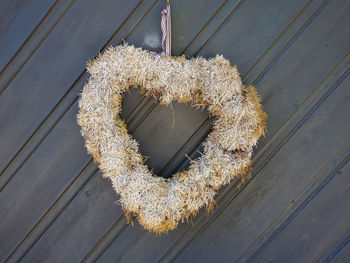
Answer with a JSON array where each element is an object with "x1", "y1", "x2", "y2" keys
[{"x1": 161, "y1": 1, "x2": 171, "y2": 56}]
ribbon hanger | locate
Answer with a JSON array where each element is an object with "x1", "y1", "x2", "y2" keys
[{"x1": 161, "y1": 0, "x2": 171, "y2": 56}]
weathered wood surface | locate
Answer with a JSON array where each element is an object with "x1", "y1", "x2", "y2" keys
[{"x1": 0, "y1": 0, "x2": 349, "y2": 262}]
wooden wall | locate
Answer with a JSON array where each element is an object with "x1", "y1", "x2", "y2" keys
[{"x1": 0, "y1": 0, "x2": 349, "y2": 262}]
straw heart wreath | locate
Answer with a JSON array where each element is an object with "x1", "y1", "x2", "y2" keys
[
  {"x1": 77, "y1": 2, "x2": 266, "y2": 234},
  {"x1": 77, "y1": 44, "x2": 267, "y2": 233}
]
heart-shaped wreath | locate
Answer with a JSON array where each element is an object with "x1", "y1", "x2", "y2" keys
[{"x1": 77, "y1": 44, "x2": 266, "y2": 233}]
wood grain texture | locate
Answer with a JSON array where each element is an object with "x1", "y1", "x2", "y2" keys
[{"x1": 0, "y1": 0, "x2": 349, "y2": 262}]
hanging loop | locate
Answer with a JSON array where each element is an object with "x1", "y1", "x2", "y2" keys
[{"x1": 161, "y1": 1, "x2": 171, "y2": 56}]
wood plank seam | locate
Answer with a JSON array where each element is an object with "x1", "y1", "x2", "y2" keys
[
  {"x1": 164, "y1": 70, "x2": 350, "y2": 262},
  {"x1": 252, "y1": 52, "x2": 350, "y2": 175},
  {"x1": 253, "y1": 0, "x2": 330, "y2": 85},
  {"x1": 314, "y1": 222, "x2": 350, "y2": 263},
  {"x1": 246, "y1": 148, "x2": 350, "y2": 262},
  {"x1": 101, "y1": 0, "x2": 246, "y2": 176},
  {"x1": 243, "y1": 0, "x2": 318, "y2": 84},
  {"x1": 0, "y1": 77, "x2": 80, "y2": 191},
  {"x1": 82, "y1": 121, "x2": 213, "y2": 260},
  {"x1": 241, "y1": 139, "x2": 350, "y2": 262},
  {"x1": 127, "y1": 98, "x2": 159, "y2": 134},
  {"x1": 179, "y1": 0, "x2": 335, "y2": 226},
  {"x1": 80, "y1": 0, "x2": 281, "y2": 258},
  {"x1": 228, "y1": 64, "x2": 350, "y2": 261},
  {"x1": 183, "y1": 0, "x2": 246, "y2": 56},
  {"x1": 81, "y1": 216, "x2": 130, "y2": 262},
  {"x1": 9, "y1": 0, "x2": 348, "y2": 261},
  {"x1": 325, "y1": 236, "x2": 350, "y2": 263},
  {"x1": 0, "y1": 0, "x2": 76, "y2": 96},
  {"x1": 320, "y1": 230, "x2": 350, "y2": 263}
]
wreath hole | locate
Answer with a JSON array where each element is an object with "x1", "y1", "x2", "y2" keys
[{"x1": 121, "y1": 86, "x2": 213, "y2": 179}]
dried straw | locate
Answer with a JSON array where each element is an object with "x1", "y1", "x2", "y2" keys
[{"x1": 77, "y1": 44, "x2": 267, "y2": 233}]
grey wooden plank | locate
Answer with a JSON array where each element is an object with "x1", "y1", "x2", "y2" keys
[
  {"x1": 21, "y1": 172, "x2": 123, "y2": 263},
  {"x1": 0, "y1": 102, "x2": 90, "y2": 261},
  {"x1": 254, "y1": 157, "x2": 350, "y2": 263},
  {"x1": 236, "y1": 134, "x2": 350, "y2": 262},
  {"x1": 97, "y1": 222, "x2": 189, "y2": 263},
  {"x1": 184, "y1": 0, "x2": 247, "y2": 57},
  {"x1": 94, "y1": 0, "x2": 321, "y2": 261},
  {"x1": 0, "y1": 0, "x2": 140, "y2": 174},
  {"x1": 0, "y1": 0, "x2": 143, "y2": 257},
  {"x1": 197, "y1": 0, "x2": 309, "y2": 74},
  {"x1": 255, "y1": 0, "x2": 350, "y2": 148},
  {"x1": 7, "y1": 161, "x2": 98, "y2": 263},
  {"x1": 173, "y1": 64, "x2": 350, "y2": 262},
  {"x1": 0, "y1": 0, "x2": 56, "y2": 73},
  {"x1": 0, "y1": 0, "x2": 75, "y2": 95},
  {"x1": 172, "y1": 0, "x2": 339, "y2": 175}
]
